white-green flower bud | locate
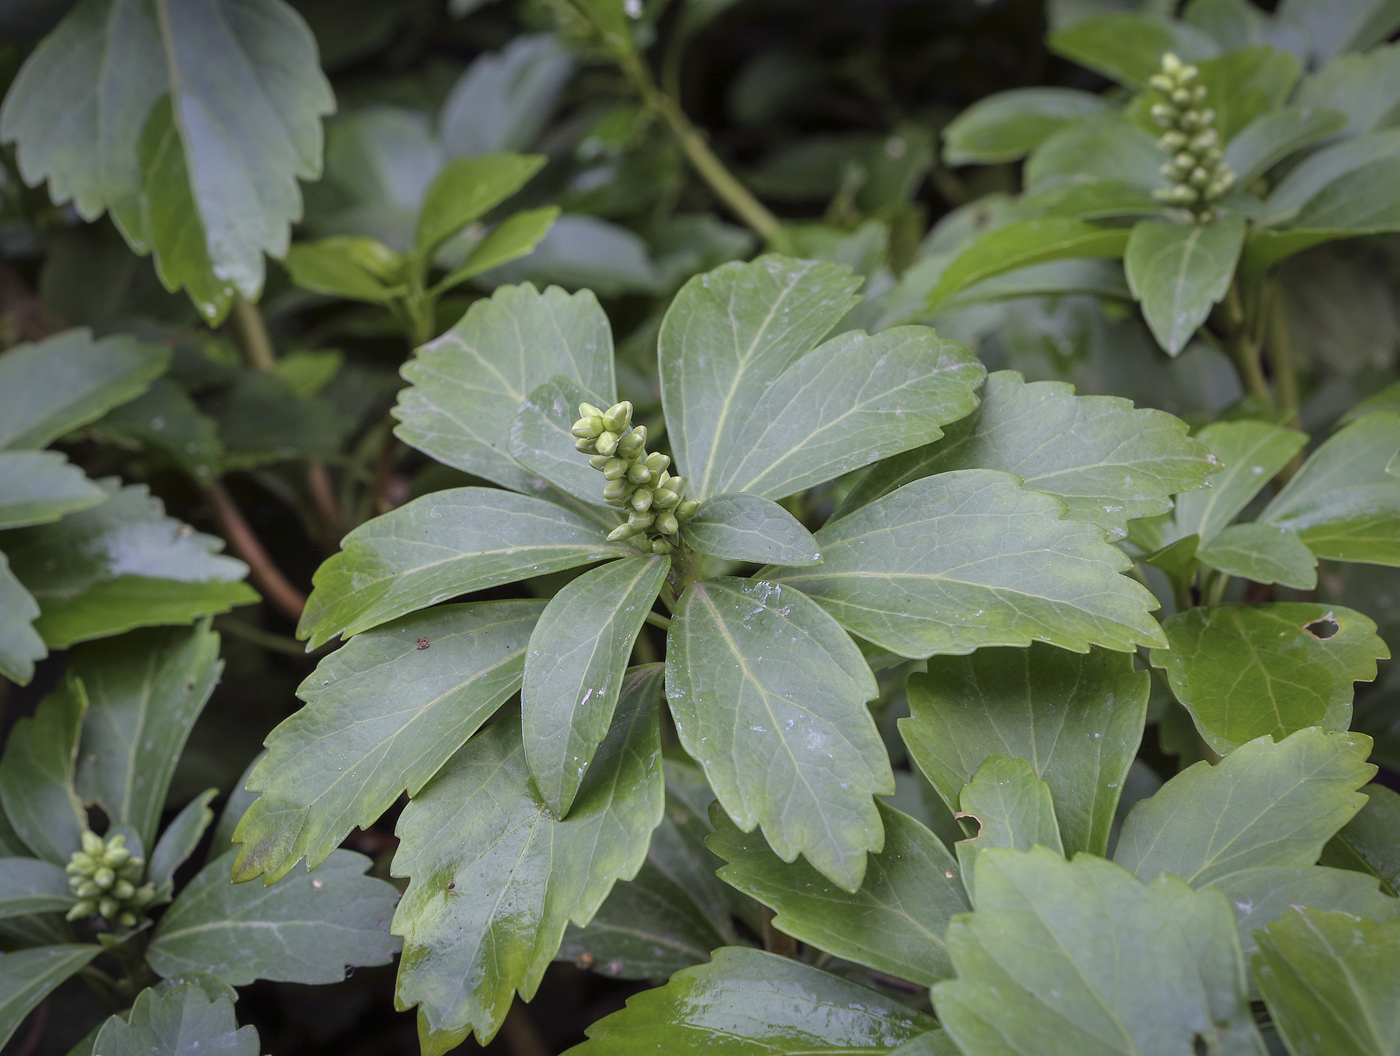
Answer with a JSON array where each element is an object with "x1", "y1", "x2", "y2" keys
[
  {"x1": 118, "y1": 911, "x2": 137, "y2": 927},
  {"x1": 607, "y1": 523, "x2": 639, "y2": 542},
  {"x1": 627, "y1": 463, "x2": 652, "y2": 484},
  {"x1": 656, "y1": 513, "x2": 679, "y2": 535},
  {"x1": 112, "y1": 879, "x2": 135, "y2": 900},
  {"x1": 67, "y1": 855, "x2": 92, "y2": 874},
  {"x1": 676, "y1": 500, "x2": 699, "y2": 521},
  {"x1": 589, "y1": 454, "x2": 611, "y2": 470},
  {"x1": 595, "y1": 431, "x2": 619, "y2": 456},
  {"x1": 630, "y1": 489, "x2": 653, "y2": 512},
  {"x1": 1148, "y1": 76, "x2": 1174, "y2": 94},
  {"x1": 81, "y1": 832, "x2": 104, "y2": 856},
  {"x1": 1191, "y1": 84, "x2": 1207, "y2": 104},
  {"x1": 105, "y1": 845, "x2": 131, "y2": 866},
  {"x1": 67, "y1": 900, "x2": 95, "y2": 921},
  {"x1": 603, "y1": 458, "x2": 628, "y2": 480},
  {"x1": 602, "y1": 401, "x2": 633, "y2": 433},
  {"x1": 628, "y1": 511, "x2": 654, "y2": 531},
  {"x1": 99, "y1": 897, "x2": 119, "y2": 919},
  {"x1": 644, "y1": 452, "x2": 669, "y2": 474},
  {"x1": 1171, "y1": 87, "x2": 1191, "y2": 106},
  {"x1": 617, "y1": 431, "x2": 645, "y2": 459},
  {"x1": 651, "y1": 539, "x2": 673, "y2": 554},
  {"x1": 578, "y1": 403, "x2": 604, "y2": 419},
  {"x1": 75, "y1": 879, "x2": 100, "y2": 898},
  {"x1": 1158, "y1": 131, "x2": 1187, "y2": 151},
  {"x1": 603, "y1": 479, "x2": 630, "y2": 502},
  {"x1": 575, "y1": 437, "x2": 596, "y2": 452},
  {"x1": 1188, "y1": 166, "x2": 1211, "y2": 187},
  {"x1": 1161, "y1": 52, "x2": 1182, "y2": 73}
]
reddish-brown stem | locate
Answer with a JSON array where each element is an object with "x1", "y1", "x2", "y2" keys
[
  {"x1": 204, "y1": 480, "x2": 307, "y2": 622},
  {"x1": 307, "y1": 460, "x2": 343, "y2": 541}
]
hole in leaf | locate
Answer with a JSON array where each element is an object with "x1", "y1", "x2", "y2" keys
[
  {"x1": 1304, "y1": 615, "x2": 1340, "y2": 640},
  {"x1": 954, "y1": 811, "x2": 982, "y2": 841}
]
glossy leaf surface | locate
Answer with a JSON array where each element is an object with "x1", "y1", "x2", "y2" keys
[
  {"x1": 1195, "y1": 522, "x2": 1318, "y2": 588},
  {"x1": 1175, "y1": 420, "x2": 1307, "y2": 542},
  {"x1": 0, "y1": 858, "x2": 77, "y2": 919},
  {"x1": 953, "y1": 756, "x2": 1063, "y2": 888},
  {"x1": 0, "y1": 452, "x2": 106, "y2": 530},
  {"x1": 508, "y1": 374, "x2": 615, "y2": 507},
  {"x1": 682, "y1": 494, "x2": 822, "y2": 567}
]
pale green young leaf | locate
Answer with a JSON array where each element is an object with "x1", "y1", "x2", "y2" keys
[
  {"x1": 0, "y1": 330, "x2": 168, "y2": 451},
  {"x1": 1261, "y1": 412, "x2": 1400, "y2": 565},
  {"x1": 667, "y1": 578, "x2": 888, "y2": 890},
  {"x1": 563, "y1": 0, "x2": 637, "y2": 61},
  {"x1": 297, "y1": 488, "x2": 629, "y2": 649},
  {"x1": 682, "y1": 494, "x2": 822, "y2": 567},
  {"x1": 415, "y1": 153, "x2": 544, "y2": 257},
  {"x1": 149, "y1": 790, "x2": 217, "y2": 897},
  {"x1": 934, "y1": 849, "x2": 1265, "y2": 1056},
  {"x1": 0, "y1": 553, "x2": 43, "y2": 685},
  {"x1": 1254, "y1": 909, "x2": 1400, "y2": 1056},
  {"x1": 284, "y1": 236, "x2": 406, "y2": 304},
  {"x1": 1196, "y1": 522, "x2": 1318, "y2": 587},
  {"x1": 0, "y1": 678, "x2": 87, "y2": 863},
  {"x1": 0, "y1": 452, "x2": 106, "y2": 529},
  {"x1": 1113, "y1": 728, "x2": 1375, "y2": 886},
  {"x1": 659, "y1": 256, "x2": 863, "y2": 499},
  {"x1": 1321, "y1": 784, "x2": 1400, "y2": 897},
  {"x1": 0, "y1": 0, "x2": 334, "y2": 321},
  {"x1": 395, "y1": 283, "x2": 616, "y2": 492},
  {"x1": 925, "y1": 219, "x2": 1130, "y2": 315},
  {"x1": 72, "y1": 624, "x2": 221, "y2": 851},
  {"x1": 435, "y1": 207, "x2": 559, "y2": 291},
  {"x1": 773, "y1": 470, "x2": 1165, "y2": 657},
  {"x1": 1048, "y1": 13, "x2": 1220, "y2": 87},
  {"x1": 717, "y1": 327, "x2": 984, "y2": 500},
  {"x1": 1126, "y1": 215, "x2": 1246, "y2": 357},
  {"x1": 575, "y1": 947, "x2": 938, "y2": 1056},
  {"x1": 0, "y1": 945, "x2": 101, "y2": 1052},
  {"x1": 147, "y1": 849, "x2": 400, "y2": 985},
  {"x1": 93, "y1": 984, "x2": 258, "y2": 1056},
  {"x1": 393, "y1": 668, "x2": 664, "y2": 1044},
  {"x1": 838, "y1": 371, "x2": 1216, "y2": 539},
  {"x1": 954, "y1": 757, "x2": 1063, "y2": 890},
  {"x1": 903, "y1": 645, "x2": 1146, "y2": 857},
  {"x1": 1175, "y1": 420, "x2": 1308, "y2": 542},
  {"x1": 0, "y1": 859, "x2": 77, "y2": 919},
  {"x1": 941, "y1": 87, "x2": 1111, "y2": 165},
  {"x1": 1224, "y1": 106, "x2": 1347, "y2": 187},
  {"x1": 235, "y1": 600, "x2": 543, "y2": 883},
  {"x1": 524, "y1": 555, "x2": 668, "y2": 816},
  {"x1": 2, "y1": 479, "x2": 253, "y2": 649},
  {"x1": 709, "y1": 802, "x2": 969, "y2": 987},
  {"x1": 508, "y1": 374, "x2": 614, "y2": 507}
]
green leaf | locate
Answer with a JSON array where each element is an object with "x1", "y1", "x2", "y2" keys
[
  {"x1": 92, "y1": 984, "x2": 258, "y2": 1056},
  {"x1": 1175, "y1": 420, "x2": 1308, "y2": 542},
  {"x1": 716, "y1": 327, "x2": 985, "y2": 500},
  {"x1": 1113, "y1": 728, "x2": 1375, "y2": 886},
  {"x1": 932, "y1": 848, "x2": 1265, "y2": 1056},
  {"x1": 709, "y1": 802, "x2": 969, "y2": 987},
  {"x1": 0, "y1": 677, "x2": 87, "y2": 863},
  {"x1": 0, "y1": 329, "x2": 168, "y2": 450},
  {"x1": 91, "y1": 377, "x2": 224, "y2": 482},
  {"x1": 395, "y1": 283, "x2": 616, "y2": 492},
  {"x1": 392, "y1": 668, "x2": 664, "y2": 1045},
  {"x1": 563, "y1": 0, "x2": 637, "y2": 61},
  {"x1": 523, "y1": 555, "x2": 668, "y2": 816},
  {"x1": 838, "y1": 371, "x2": 1217, "y2": 540},
  {"x1": 954, "y1": 757, "x2": 1063, "y2": 892},
  {"x1": 415, "y1": 153, "x2": 544, "y2": 257},
  {"x1": 0, "y1": 0, "x2": 334, "y2": 321},
  {"x1": 925, "y1": 219, "x2": 1130, "y2": 315},
  {"x1": 0, "y1": 553, "x2": 43, "y2": 685},
  {"x1": 149, "y1": 790, "x2": 217, "y2": 897},
  {"x1": 1048, "y1": 13, "x2": 1220, "y2": 87},
  {"x1": 508, "y1": 374, "x2": 614, "y2": 508},
  {"x1": 1025, "y1": 113, "x2": 1168, "y2": 193},
  {"x1": 666, "y1": 578, "x2": 889, "y2": 891},
  {"x1": 903, "y1": 645, "x2": 1146, "y2": 857},
  {"x1": 483, "y1": 213, "x2": 658, "y2": 297},
  {"x1": 1126, "y1": 215, "x2": 1247, "y2": 357},
  {"x1": 575, "y1": 946, "x2": 938, "y2": 1056},
  {"x1": 1281, "y1": 0, "x2": 1400, "y2": 61},
  {"x1": 1011, "y1": 181, "x2": 1168, "y2": 223},
  {"x1": 1194, "y1": 45, "x2": 1301, "y2": 142},
  {"x1": 1321, "y1": 784, "x2": 1400, "y2": 897},
  {"x1": 773, "y1": 470, "x2": 1165, "y2": 657},
  {"x1": 440, "y1": 34, "x2": 575, "y2": 158},
  {"x1": 1261, "y1": 412, "x2": 1400, "y2": 565},
  {"x1": 284, "y1": 236, "x2": 406, "y2": 304},
  {"x1": 2, "y1": 479, "x2": 252, "y2": 649},
  {"x1": 1261, "y1": 129, "x2": 1400, "y2": 227},
  {"x1": 682, "y1": 494, "x2": 822, "y2": 567},
  {"x1": 1296, "y1": 41, "x2": 1400, "y2": 135},
  {"x1": 235, "y1": 600, "x2": 543, "y2": 883},
  {"x1": 0, "y1": 945, "x2": 101, "y2": 1051},
  {"x1": 297, "y1": 487, "x2": 629, "y2": 649},
  {"x1": 945, "y1": 258, "x2": 1133, "y2": 305},
  {"x1": 435, "y1": 207, "x2": 559, "y2": 291},
  {"x1": 147, "y1": 849, "x2": 400, "y2": 985},
  {"x1": 71, "y1": 624, "x2": 221, "y2": 851},
  {"x1": 0, "y1": 452, "x2": 106, "y2": 530},
  {"x1": 1196, "y1": 522, "x2": 1318, "y2": 587},
  {"x1": 1246, "y1": 157, "x2": 1400, "y2": 274},
  {"x1": 659, "y1": 256, "x2": 863, "y2": 500},
  {"x1": 1254, "y1": 909, "x2": 1400, "y2": 1056},
  {"x1": 1224, "y1": 106, "x2": 1348, "y2": 187},
  {"x1": 0, "y1": 859, "x2": 77, "y2": 918},
  {"x1": 941, "y1": 88, "x2": 1112, "y2": 165}
]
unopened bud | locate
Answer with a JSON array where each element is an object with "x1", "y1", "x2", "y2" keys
[
  {"x1": 1162, "y1": 52, "x2": 1182, "y2": 73},
  {"x1": 603, "y1": 479, "x2": 630, "y2": 502},
  {"x1": 617, "y1": 432, "x2": 645, "y2": 458},
  {"x1": 99, "y1": 897, "x2": 119, "y2": 919},
  {"x1": 676, "y1": 500, "x2": 700, "y2": 521},
  {"x1": 81, "y1": 832, "x2": 104, "y2": 856},
  {"x1": 1171, "y1": 87, "x2": 1191, "y2": 106},
  {"x1": 589, "y1": 454, "x2": 611, "y2": 470},
  {"x1": 603, "y1": 458, "x2": 628, "y2": 480},
  {"x1": 656, "y1": 513, "x2": 679, "y2": 535},
  {"x1": 602, "y1": 402, "x2": 633, "y2": 432},
  {"x1": 1148, "y1": 76, "x2": 1174, "y2": 94},
  {"x1": 575, "y1": 437, "x2": 595, "y2": 452},
  {"x1": 76, "y1": 879, "x2": 100, "y2": 897},
  {"x1": 67, "y1": 900, "x2": 95, "y2": 921},
  {"x1": 607, "y1": 523, "x2": 639, "y2": 542},
  {"x1": 653, "y1": 489, "x2": 679, "y2": 509},
  {"x1": 1192, "y1": 84, "x2": 1207, "y2": 104},
  {"x1": 644, "y1": 452, "x2": 669, "y2": 473},
  {"x1": 93, "y1": 867, "x2": 115, "y2": 889},
  {"x1": 118, "y1": 912, "x2": 137, "y2": 927},
  {"x1": 113, "y1": 880, "x2": 135, "y2": 900},
  {"x1": 1188, "y1": 166, "x2": 1211, "y2": 187},
  {"x1": 1158, "y1": 131, "x2": 1187, "y2": 151},
  {"x1": 651, "y1": 539, "x2": 673, "y2": 554},
  {"x1": 595, "y1": 431, "x2": 619, "y2": 456},
  {"x1": 627, "y1": 463, "x2": 652, "y2": 484},
  {"x1": 630, "y1": 489, "x2": 653, "y2": 512},
  {"x1": 579, "y1": 403, "x2": 604, "y2": 419},
  {"x1": 628, "y1": 511, "x2": 655, "y2": 530}
]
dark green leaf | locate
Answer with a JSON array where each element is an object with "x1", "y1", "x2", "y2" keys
[
  {"x1": 682, "y1": 494, "x2": 821, "y2": 567},
  {"x1": 508, "y1": 374, "x2": 614, "y2": 507},
  {"x1": 954, "y1": 757, "x2": 1063, "y2": 889},
  {"x1": 1048, "y1": 13, "x2": 1220, "y2": 87},
  {"x1": 667, "y1": 578, "x2": 888, "y2": 890},
  {"x1": 92, "y1": 984, "x2": 258, "y2": 1056},
  {"x1": 933, "y1": 847, "x2": 1264, "y2": 1055},
  {"x1": 0, "y1": 859, "x2": 76, "y2": 918},
  {"x1": 72, "y1": 624, "x2": 221, "y2": 851},
  {"x1": 1246, "y1": 157, "x2": 1400, "y2": 274},
  {"x1": 1024, "y1": 113, "x2": 1167, "y2": 192},
  {"x1": 481, "y1": 214, "x2": 658, "y2": 297},
  {"x1": 0, "y1": 0, "x2": 334, "y2": 320},
  {"x1": 1224, "y1": 106, "x2": 1347, "y2": 186},
  {"x1": 91, "y1": 377, "x2": 224, "y2": 481},
  {"x1": 1012, "y1": 181, "x2": 1168, "y2": 223},
  {"x1": 392, "y1": 668, "x2": 664, "y2": 1045},
  {"x1": 903, "y1": 645, "x2": 1147, "y2": 857},
  {"x1": 1254, "y1": 909, "x2": 1400, "y2": 1056},
  {"x1": 415, "y1": 153, "x2": 544, "y2": 257},
  {"x1": 235, "y1": 600, "x2": 543, "y2": 882},
  {"x1": 1321, "y1": 784, "x2": 1400, "y2": 897},
  {"x1": 0, "y1": 945, "x2": 101, "y2": 1051},
  {"x1": 147, "y1": 849, "x2": 400, "y2": 985},
  {"x1": 1175, "y1": 420, "x2": 1308, "y2": 542},
  {"x1": 773, "y1": 470, "x2": 1166, "y2": 657},
  {"x1": 395, "y1": 283, "x2": 616, "y2": 492},
  {"x1": 1126, "y1": 215, "x2": 1246, "y2": 356},
  {"x1": 0, "y1": 452, "x2": 105, "y2": 529},
  {"x1": 0, "y1": 329, "x2": 168, "y2": 450},
  {"x1": 212, "y1": 369, "x2": 343, "y2": 469},
  {"x1": 297, "y1": 488, "x2": 629, "y2": 649},
  {"x1": 1196, "y1": 522, "x2": 1318, "y2": 587},
  {"x1": 0, "y1": 553, "x2": 43, "y2": 686},
  {"x1": 149, "y1": 790, "x2": 217, "y2": 896},
  {"x1": 284, "y1": 236, "x2": 406, "y2": 304},
  {"x1": 524, "y1": 555, "x2": 668, "y2": 816},
  {"x1": 1194, "y1": 45, "x2": 1301, "y2": 141},
  {"x1": 660, "y1": 256, "x2": 863, "y2": 500},
  {"x1": 839, "y1": 371, "x2": 1217, "y2": 539},
  {"x1": 575, "y1": 946, "x2": 938, "y2": 1056},
  {"x1": 0, "y1": 678, "x2": 87, "y2": 863},
  {"x1": 435, "y1": 207, "x2": 559, "y2": 290},
  {"x1": 717, "y1": 327, "x2": 985, "y2": 500},
  {"x1": 1113, "y1": 728, "x2": 1375, "y2": 886},
  {"x1": 941, "y1": 88, "x2": 1111, "y2": 165},
  {"x1": 710, "y1": 802, "x2": 969, "y2": 987},
  {"x1": 945, "y1": 258, "x2": 1133, "y2": 306}
]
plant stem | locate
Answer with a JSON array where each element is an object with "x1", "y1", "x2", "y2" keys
[
  {"x1": 644, "y1": 611, "x2": 671, "y2": 631},
  {"x1": 205, "y1": 480, "x2": 307, "y2": 623},
  {"x1": 229, "y1": 296, "x2": 277, "y2": 372},
  {"x1": 1222, "y1": 283, "x2": 1271, "y2": 406},
  {"x1": 758, "y1": 906, "x2": 798, "y2": 959},
  {"x1": 1268, "y1": 292, "x2": 1299, "y2": 426},
  {"x1": 307, "y1": 460, "x2": 343, "y2": 542},
  {"x1": 218, "y1": 618, "x2": 314, "y2": 657}
]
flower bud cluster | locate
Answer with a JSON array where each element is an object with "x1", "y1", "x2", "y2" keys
[
  {"x1": 572, "y1": 401, "x2": 699, "y2": 553},
  {"x1": 65, "y1": 831, "x2": 156, "y2": 927},
  {"x1": 1148, "y1": 52, "x2": 1236, "y2": 213}
]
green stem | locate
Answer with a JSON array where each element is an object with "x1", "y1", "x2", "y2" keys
[
  {"x1": 668, "y1": 543, "x2": 705, "y2": 599},
  {"x1": 1222, "y1": 283, "x2": 1271, "y2": 406},
  {"x1": 229, "y1": 296, "x2": 277, "y2": 372},
  {"x1": 644, "y1": 611, "x2": 671, "y2": 631}
]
